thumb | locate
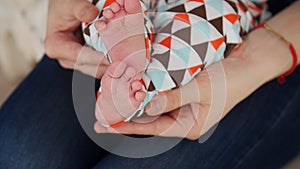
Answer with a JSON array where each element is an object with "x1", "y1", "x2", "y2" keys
[
  {"x1": 73, "y1": 0, "x2": 99, "y2": 23},
  {"x1": 146, "y1": 79, "x2": 200, "y2": 116}
]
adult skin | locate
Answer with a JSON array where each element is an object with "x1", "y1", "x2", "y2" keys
[
  {"x1": 45, "y1": 0, "x2": 109, "y2": 78},
  {"x1": 94, "y1": 0, "x2": 300, "y2": 140}
]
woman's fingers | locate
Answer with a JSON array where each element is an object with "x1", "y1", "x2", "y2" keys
[
  {"x1": 94, "y1": 105, "x2": 201, "y2": 139},
  {"x1": 94, "y1": 115, "x2": 184, "y2": 137},
  {"x1": 45, "y1": 32, "x2": 109, "y2": 75},
  {"x1": 46, "y1": 32, "x2": 107, "y2": 65},
  {"x1": 72, "y1": 0, "x2": 99, "y2": 23},
  {"x1": 146, "y1": 79, "x2": 201, "y2": 116},
  {"x1": 59, "y1": 58, "x2": 108, "y2": 78}
]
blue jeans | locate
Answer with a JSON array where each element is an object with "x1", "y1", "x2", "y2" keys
[{"x1": 0, "y1": 55, "x2": 300, "y2": 169}]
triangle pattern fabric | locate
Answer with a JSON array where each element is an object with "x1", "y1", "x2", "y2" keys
[
  {"x1": 158, "y1": 21, "x2": 173, "y2": 34},
  {"x1": 167, "y1": 4, "x2": 186, "y2": 13},
  {"x1": 171, "y1": 20, "x2": 191, "y2": 33},
  {"x1": 211, "y1": 37, "x2": 225, "y2": 50},
  {"x1": 206, "y1": 0, "x2": 224, "y2": 15},
  {"x1": 192, "y1": 42, "x2": 209, "y2": 62},
  {"x1": 152, "y1": 51, "x2": 171, "y2": 70},
  {"x1": 184, "y1": 1, "x2": 204, "y2": 12},
  {"x1": 189, "y1": 5, "x2": 207, "y2": 20},
  {"x1": 167, "y1": 50, "x2": 188, "y2": 70},
  {"x1": 188, "y1": 64, "x2": 203, "y2": 76},
  {"x1": 209, "y1": 17, "x2": 224, "y2": 35},
  {"x1": 205, "y1": 1, "x2": 223, "y2": 20},
  {"x1": 172, "y1": 47, "x2": 191, "y2": 66},
  {"x1": 159, "y1": 36, "x2": 172, "y2": 49},
  {"x1": 169, "y1": 69, "x2": 187, "y2": 86},
  {"x1": 174, "y1": 13, "x2": 191, "y2": 25},
  {"x1": 173, "y1": 27, "x2": 191, "y2": 44},
  {"x1": 146, "y1": 70, "x2": 167, "y2": 90}
]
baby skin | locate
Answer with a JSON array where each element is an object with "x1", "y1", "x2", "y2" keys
[{"x1": 95, "y1": 0, "x2": 147, "y2": 126}]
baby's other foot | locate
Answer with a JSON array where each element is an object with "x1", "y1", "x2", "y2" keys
[{"x1": 95, "y1": 61, "x2": 146, "y2": 126}]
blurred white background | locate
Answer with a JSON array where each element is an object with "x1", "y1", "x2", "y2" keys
[{"x1": 0, "y1": 0, "x2": 47, "y2": 104}]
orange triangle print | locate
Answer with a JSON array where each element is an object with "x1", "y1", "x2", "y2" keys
[
  {"x1": 97, "y1": 91, "x2": 101, "y2": 99},
  {"x1": 160, "y1": 36, "x2": 172, "y2": 49},
  {"x1": 225, "y1": 14, "x2": 239, "y2": 24},
  {"x1": 188, "y1": 64, "x2": 203, "y2": 75},
  {"x1": 103, "y1": 0, "x2": 115, "y2": 8},
  {"x1": 145, "y1": 38, "x2": 151, "y2": 60},
  {"x1": 174, "y1": 14, "x2": 190, "y2": 24},
  {"x1": 211, "y1": 37, "x2": 224, "y2": 50}
]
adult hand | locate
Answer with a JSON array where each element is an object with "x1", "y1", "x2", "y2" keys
[
  {"x1": 93, "y1": 1, "x2": 300, "y2": 140},
  {"x1": 45, "y1": 0, "x2": 109, "y2": 78}
]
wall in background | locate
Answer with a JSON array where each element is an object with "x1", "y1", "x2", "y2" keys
[{"x1": 0, "y1": 0, "x2": 47, "y2": 104}]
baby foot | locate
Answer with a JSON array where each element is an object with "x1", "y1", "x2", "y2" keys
[
  {"x1": 96, "y1": 61, "x2": 146, "y2": 126},
  {"x1": 95, "y1": 0, "x2": 146, "y2": 70},
  {"x1": 94, "y1": 0, "x2": 147, "y2": 126}
]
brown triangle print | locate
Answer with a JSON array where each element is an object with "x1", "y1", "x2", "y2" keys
[
  {"x1": 152, "y1": 51, "x2": 171, "y2": 70},
  {"x1": 209, "y1": 17, "x2": 223, "y2": 35},
  {"x1": 83, "y1": 24, "x2": 92, "y2": 36},
  {"x1": 167, "y1": 4, "x2": 187, "y2": 13},
  {"x1": 147, "y1": 81, "x2": 156, "y2": 91},
  {"x1": 169, "y1": 69, "x2": 186, "y2": 86},
  {"x1": 224, "y1": 44, "x2": 237, "y2": 57},
  {"x1": 173, "y1": 27, "x2": 191, "y2": 44},
  {"x1": 92, "y1": 0, "x2": 99, "y2": 5},
  {"x1": 159, "y1": 21, "x2": 174, "y2": 34},
  {"x1": 225, "y1": 0, "x2": 238, "y2": 13},
  {"x1": 192, "y1": 42, "x2": 208, "y2": 62},
  {"x1": 189, "y1": 5, "x2": 207, "y2": 20}
]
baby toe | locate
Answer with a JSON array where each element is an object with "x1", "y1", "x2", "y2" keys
[
  {"x1": 131, "y1": 81, "x2": 143, "y2": 91},
  {"x1": 110, "y1": 2, "x2": 121, "y2": 13},
  {"x1": 135, "y1": 91, "x2": 146, "y2": 101},
  {"x1": 103, "y1": 8, "x2": 114, "y2": 19},
  {"x1": 116, "y1": 0, "x2": 124, "y2": 6}
]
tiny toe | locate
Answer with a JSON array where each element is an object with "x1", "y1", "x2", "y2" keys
[
  {"x1": 95, "y1": 20, "x2": 107, "y2": 30},
  {"x1": 116, "y1": 0, "x2": 124, "y2": 6},
  {"x1": 124, "y1": 0, "x2": 142, "y2": 14},
  {"x1": 110, "y1": 2, "x2": 121, "y2": 13},
  {"x1": 131, "y1": 81, "x2": 142, "y2": 91},
  {"x1": 135, "y1": 91, "x2": 146, "y2": 101},
  {"x1": 103, "y1": 9, "x2": 114, "y2": 19}
]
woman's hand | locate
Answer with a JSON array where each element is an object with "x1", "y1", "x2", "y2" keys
[{"x1": 45, "y1": 0, "x2": 109, "y2": 78}]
